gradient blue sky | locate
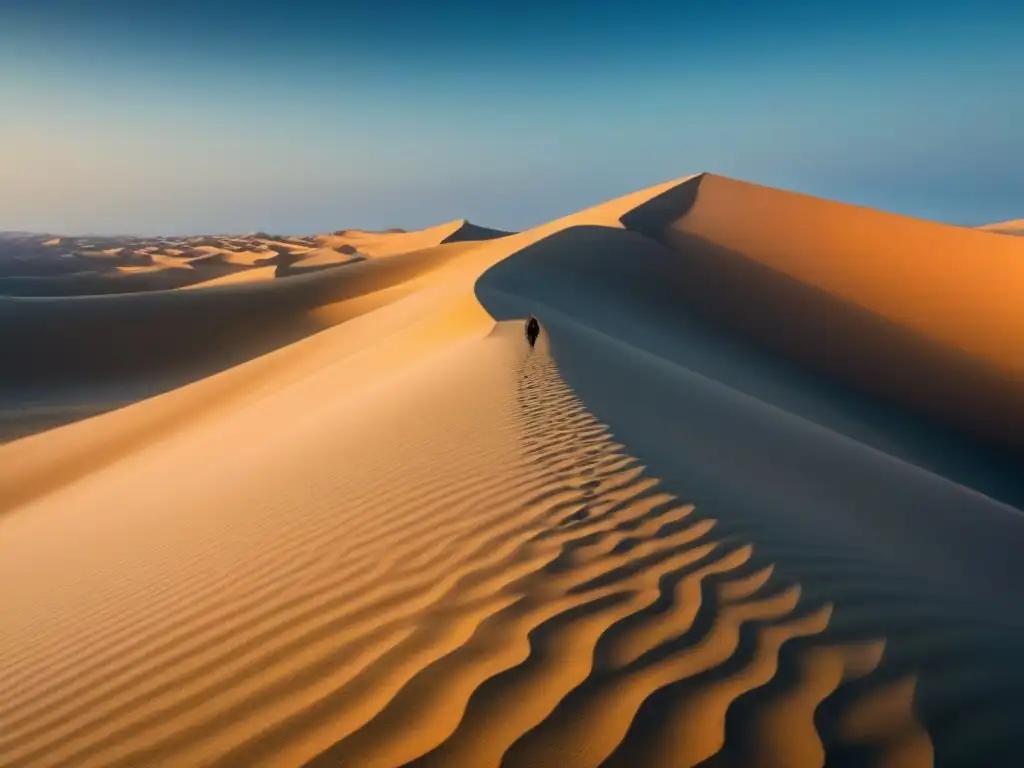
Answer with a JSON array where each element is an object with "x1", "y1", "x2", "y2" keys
[{"x1": 1, "y1": 0, "x2": 1022, "y2": 234}]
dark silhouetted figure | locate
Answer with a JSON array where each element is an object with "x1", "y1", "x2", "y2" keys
[{"x1": 525, "y1": 316, "x2": 540, "y2": 348}]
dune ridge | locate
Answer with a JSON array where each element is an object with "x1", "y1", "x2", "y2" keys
[
  {"x1": 978, "y1": 219, "x2": 1024, "y2": 236},
  {"x1": 0, "y1": 219, "x2": 509, "y2": 298},
  {"x1": 4, "y1": 171, "x2": 1024, "y2": 766},
  {"x1": 617, "y1": 173, "x2": 1024, "y2": 450},
  {"x1": 313, "y1": 218, "x2": 510, "y2": 260}
]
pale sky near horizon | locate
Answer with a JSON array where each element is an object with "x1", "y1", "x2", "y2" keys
[{"x1": 1, "y1": 0, "x2": 1022, "y2": 235}]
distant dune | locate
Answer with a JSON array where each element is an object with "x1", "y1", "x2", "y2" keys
[
  {"x1": 178, "y1": 265, "x2": 280, "y2": 289},
  {"x1": 978, "y1": 219, "x2": 1024, "y2": 236},
  {"x1": 2, "y1": 174, "x2": 1023, "y2": 767},
  {"x1": 0, "y1": 223, "x2": 508, "y2": 296},
  {"x1": 314, "y1": 218, "x2": 511, "y2": 259},
  {"x1": 279, "y1": 247, "x2": 364, "y2": 276}
]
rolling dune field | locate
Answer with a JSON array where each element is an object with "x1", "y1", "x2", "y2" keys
[{"x1": 2, "y1": 174, "x2": 1024, "y2": 767}]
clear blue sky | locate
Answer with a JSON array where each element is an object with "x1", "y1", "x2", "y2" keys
[{"x1": 1, "y1": 0, "x2": 1022, "y2": 234}]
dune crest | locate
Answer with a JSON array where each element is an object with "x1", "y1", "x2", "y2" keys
[
  {"x1": 978, "y1": 219, "x2": 1024, "y2": 236},
  {"x1": 617, "y1": 173, "x2": 1024, "y2": 449},
  {"x1": 313, "y1": 218, "x2": 511, "y2": 259}
]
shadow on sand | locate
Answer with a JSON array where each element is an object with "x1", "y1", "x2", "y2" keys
[{"x1": 475, "y1": 221, "x2": 1024, "y2": 767}]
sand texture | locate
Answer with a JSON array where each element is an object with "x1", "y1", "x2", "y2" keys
[{"x1": 3, "y1": 174, "x2": 1024, "y2": 767}]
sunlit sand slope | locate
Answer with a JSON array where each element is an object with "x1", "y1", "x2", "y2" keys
[
  {"x1": 315, "y1": 219, "x2": 510, "y2": 258},
  {"x1": 0, "y1": 238, "x2": 486, "y2": 443},
  {"x1": 0, "y1": 321, "x2": 933, "y2": 768},
  {"x1": 281, "y1": 248, "x2": 364, "y2": 275},
  {"x1": 613, "y1": 173, "x2": 1024, "y2": 449}
]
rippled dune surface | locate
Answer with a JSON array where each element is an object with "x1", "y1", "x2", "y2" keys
[{"x1": 3, "y1": 173, "x2": 1024, "y2": 767}]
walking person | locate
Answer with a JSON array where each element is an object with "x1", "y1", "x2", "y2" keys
[{"x1": 525, "y1": 316, "x2": 540, "y2": 348}]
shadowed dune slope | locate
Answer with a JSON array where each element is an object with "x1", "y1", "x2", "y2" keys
[
  {"x1": 0, "y1": 221, "x2": 508, "y2": 298},
  {"x1": 0, "y1": 238, "x2": 484, "y2": 444},
  {"x1": 618, "y1": 173, "x2": 1024, "y2": 451},
  {"x1": 0, "y1": 238, "x2": 479, "y2": 385},
  {"x1": 3, "y1": 173, "x2": 1024, "y2": 767},
  {"x1": 279, "y1": 248, "x2": 365, "y2": 276},
  {"x1": 0, "y1": 234, "x2": 260, "y2": 296},
  {"x1": 0, "y1": 266, "x2": 225, "y2": 296}
]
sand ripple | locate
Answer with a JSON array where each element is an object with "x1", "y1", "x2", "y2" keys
[{"x1": 0, "y1": 327, "x2": 933, "y2": 767}]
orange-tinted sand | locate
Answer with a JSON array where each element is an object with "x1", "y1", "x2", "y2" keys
[{"x1": 3, "y1": 174, "x2": 1024, "y2": 767}]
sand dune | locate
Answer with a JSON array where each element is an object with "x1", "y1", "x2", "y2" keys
[
  {"x1": 3, "y1": 174, "x2": 1024, "y2": 767},
  {"x1": 0, "y1": 222, "x2": 508, "y2": 439},
  {"x1": 979, "y1": 219, "x2": 1024, "y2": 236},
  {"x1": 617, "y1": 174, "x2": 1024, "y2": 450},
  {"x1": 0, "y1": 236, "x2": 492, "y2": 447},
  {"x1": 179, "y1": 265, "x2": 280, "y2": 289},
  {"x1": 0, "y1": 234, "x2": 252, "y2": 296},
  {"x1": 0, "y1": 222, "x2": 503, "y2": 297},
  {"x1": 281, "y1": 248, "x2": 365, "y2": 275},
  {"x1": 315, "y1": 218, "x2": 511, "y2": 258}
]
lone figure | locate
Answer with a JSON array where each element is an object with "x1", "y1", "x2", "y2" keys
[{"x1": 525, "y1": 316, "x2": 540, "y2": 348}]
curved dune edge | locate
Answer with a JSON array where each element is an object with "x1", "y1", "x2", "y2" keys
[
  {"x1": 618, "y1": 173, "x2": 1024, "y2": 450},
  {"x1": 0, "y1": 269, "x2": 490, "y2": 515},
  {"x1": 656, "y1": 174, "x2": 1024, "y2": 377},
  {"x1": 284, "y1": 248, "x2": 365, "y2": 274},
  {"x1": 0, "y1": 325, "x2": 932, "y2": 768},
  {"x1": 312, "y1": 218, "x2": 511, "y2": 259},
  {"x1": 178, "y1": 265, "x2": 280, "y2": 289},
  {"x1": 978, "y1": 219, "x2": 1024, "y2": 236},
  {"x1": 0, "y1": 237, "x2": 496, "y2": 471}
]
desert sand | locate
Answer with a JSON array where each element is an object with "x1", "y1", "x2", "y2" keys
[
  {"x1": 979, "y1": 219, "x2": 1024, "y2": 236},
  {"x1": 2, "y1": 173, "x2": 1024, "y2": 767}
]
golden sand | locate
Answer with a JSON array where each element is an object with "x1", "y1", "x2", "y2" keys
[{"x1": 3, "y1": 174, "x2": 1023, "y2": 766}]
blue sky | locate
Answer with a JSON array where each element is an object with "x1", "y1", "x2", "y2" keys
[{"x1": 1, "y1": 0, "x2": 1022, "y2": 234}]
